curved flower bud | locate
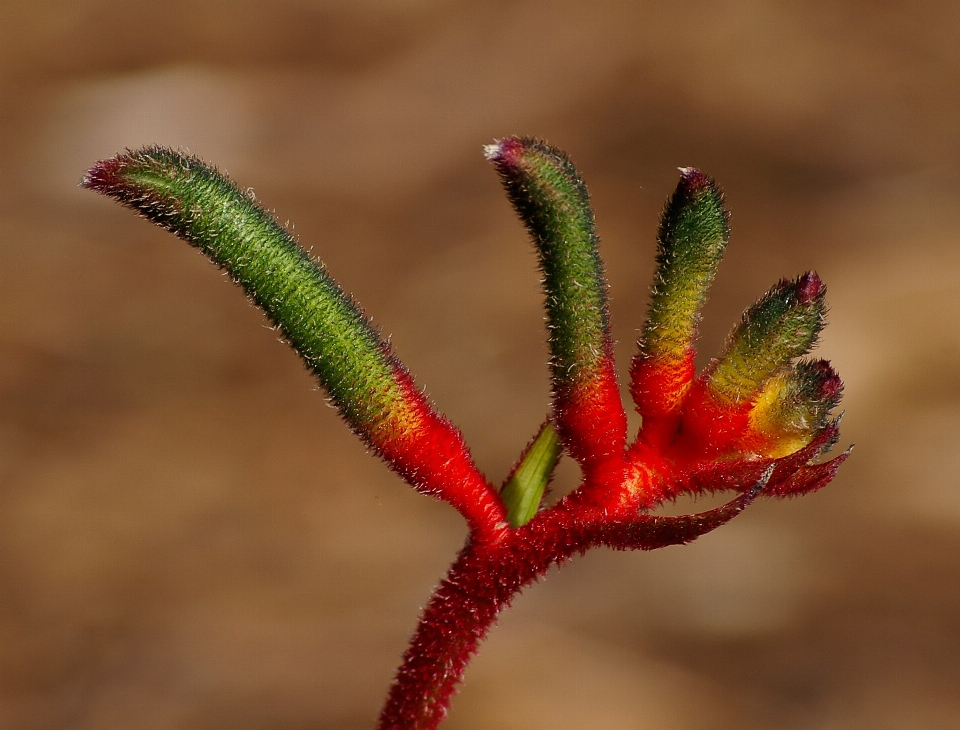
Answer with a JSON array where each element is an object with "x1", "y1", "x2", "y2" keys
[
  {"x1": 709, "y1": 272, "x2": 826, "y2": 401},
  {"x1": 83, "y1": 147, "x2": 506, "y2": 540},
  {"x1": 677, "y1": 272, "x2": 827, "y2": 457},
  {"x1": 486, "y1": 137, "x2": 626, "y2": 474},
  {"x1": 631, "y1": 168, "x2": 729, "y2": 420}
]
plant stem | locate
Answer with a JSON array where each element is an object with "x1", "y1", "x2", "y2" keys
[
  {"x1": 376, "y1": 485, "x2": 760, "y2": 730},
  {"x1": 375, "y1": 540, "x2": 530, "y2": 730},
  {"x1": 83, "y1": 145, "x2": 848, "y2": 730}
]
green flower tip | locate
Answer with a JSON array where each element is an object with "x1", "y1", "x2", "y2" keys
[
  {"x1": 709, "y1": 271, "x2": 827, "y2": 402},
  {"x1": 82, "y1": 147, "x2": 203, "y2": 216},
  {"x1": 484, "y1": 136, "x2": 592, "y2": 233},
  {"x1": 642, "y1": 167, "x2": 729, "y2": 359},
  {"x1": 486, "y1": 136, "x2": 610, "y2": 378},
  {"x1": 484, "y1": 135, "x2": 590, "y2": 209}
]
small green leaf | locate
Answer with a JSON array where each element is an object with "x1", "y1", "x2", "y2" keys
[{"x1": 501, "y1": 421, "x2": 562, "y2": 528}]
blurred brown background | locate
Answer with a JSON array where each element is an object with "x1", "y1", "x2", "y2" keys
[{"x1": 2, "y1": 1, "x2": 959, "y2": 728}]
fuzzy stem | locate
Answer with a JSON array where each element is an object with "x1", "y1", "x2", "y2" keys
[
  {"x1": 375, "y1": 542, "x2": 533, "y2": 730},
  {"x1": 376, "y1": 487, "x2": 759, "y2": 729}
]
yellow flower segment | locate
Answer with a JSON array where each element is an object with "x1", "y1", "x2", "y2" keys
[
  {"x1": 747, "y1": 359, "x2": 843, "y2": 458},
  {"x1": 632, "y1": 168, "x2": 728, "y2": 419}
]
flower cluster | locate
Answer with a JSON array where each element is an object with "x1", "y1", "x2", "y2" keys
[{"x1": 84, "y1": 137, "x2": 846, "y2": 730}]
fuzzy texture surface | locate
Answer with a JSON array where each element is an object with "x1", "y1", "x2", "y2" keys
[
  {"x1": 84, "y1": 142, "x2": 846, "y2": 730},
  {"x1": 631, "y1": 168, "x2": 729, "y2": 418},
  {"x1": 486, "y1": 138, "x2": 627, "y2": 482},
  {"x1": 83, "y1": 148, "x2": 507, "y2": 541},
  {"x1": 707, "y1": 272, "x2": 826, "y2": 403}
]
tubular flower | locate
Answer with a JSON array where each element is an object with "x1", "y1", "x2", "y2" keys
[{"x1": 84, "y1": 139, "x2": 848, "y2": 730}]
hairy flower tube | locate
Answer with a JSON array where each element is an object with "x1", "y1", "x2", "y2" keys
[{"x1": 83, "y1": 138, "x2": 848, "y2": 730}]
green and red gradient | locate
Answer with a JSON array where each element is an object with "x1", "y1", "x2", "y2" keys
[
  {"x1": 673, "y1": 271, "x2": 828, "y2": 460},
  {"x1": 625, "y1": 169, "x2": 844, "y2": 511},
  {"x1": 631, "y1": 167, "x2": 728, "y2": 450},
  {"x1": 485, "y1": 138, "x2": 627, "y2": 488},
  {"x1": 82, "y1": 148, "x2": 506, "y2": 543},
  {"x1": 85, "y1": 140, "x2": 848, "y2": 730}
]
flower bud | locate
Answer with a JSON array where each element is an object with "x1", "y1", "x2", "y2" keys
[
  {"x1": 631, "y1": 168, "x2": 729, "y2": 417},
  {"x1": 748, "y1": 359, "x2": 843, "y2": 457},
  {"x1": 708, "y1": 272, "x2": 826, "y2": 403}
]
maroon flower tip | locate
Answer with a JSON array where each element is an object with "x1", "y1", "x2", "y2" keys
[
  {"x1": 770, "y1": 446, "x2": 851, "y2": 498},
  {"x1": 796, "y1": 271, "x2": 824, "y2": 305},
  {"x1": 483, "y1": 136, "x2": 527, "y2": 167},
  {"x1": 668, "y1": 167, "x2": 728, "y2": 227},
  {"x1": 80, "y1": 153, "x2": 131, "y2": 194},
  {"x1": 809, "y1": 359, "x2": 843, "y2": 401},
  {"x1": 676, "y1": 166, "x2": 711, "y2": 191}
]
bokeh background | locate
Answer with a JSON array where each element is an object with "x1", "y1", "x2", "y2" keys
[{"x1": 2, "y1": 1, "x2": 960, "y2": 728}]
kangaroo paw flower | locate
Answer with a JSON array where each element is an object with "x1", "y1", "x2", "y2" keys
[
  {"x1": 679, "y1": 271, "x2": 828, "y2": 457},
  {"x1": 631, "y1": 168, "x2": 729, "y2": 433},
  {"x1": 86, "y1": 141, "x2": 849, "y2": 730},
  {"x1": 487, "y1": 138, "x2": 627, "y2": 481},
  {"x1": 83, "y1": 148, "x2": 506, "y2": 540}
]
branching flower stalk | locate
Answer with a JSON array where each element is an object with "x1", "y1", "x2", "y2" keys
[{"x1": 83, "y1": 138, "x2": 848, "y2": 730}]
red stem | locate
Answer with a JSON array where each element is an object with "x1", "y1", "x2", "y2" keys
[
  {"x1": 375, "y1": 488, "x2": 758, "y2": 730},
  {"x1": 374, "y1": 539, "x2": 535, "y2": 730}
]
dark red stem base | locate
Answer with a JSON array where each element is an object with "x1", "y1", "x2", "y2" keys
[{"x1": 375, "y1": 490, "x2": 755, "y2": 730}]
